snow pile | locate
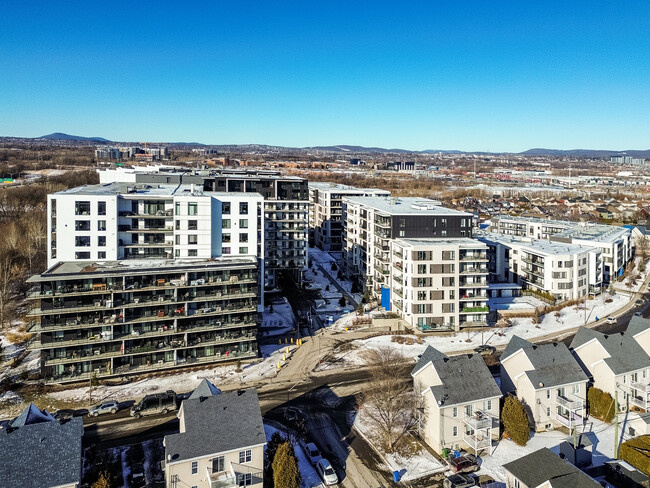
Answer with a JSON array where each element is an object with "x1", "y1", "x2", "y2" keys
[{"x1": 0, "y1": 391, "x2": 22, "y2": 405}]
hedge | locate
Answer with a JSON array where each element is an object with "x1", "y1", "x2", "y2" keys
[
  {"x1": 588, "y1": 387, "x2": 615, "y2": 423},
  {"x1": 502, "y1": 396, "x2": 530, "y2": 446},
  {"x1": 620, "y1": 436, "x2": 650, "y2": 476}
]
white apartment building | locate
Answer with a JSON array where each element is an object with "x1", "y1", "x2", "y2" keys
[
  {"x1": 48, "y1": 182, "x2": 263, "y2": 268},
  {"x1": 343, "y1": 197, "x2": 474, "y2": 301},
  {"x1": 490, "y1": 215, "x2": 632, "y2": 284},
  {"x1": 308, "y1": 182, "x2": 390, "y2": 251},
  {"x1": 391, "y1": 238, "x2": 489, "y2": 331},
  {"x1": 478, "y1": 232, "x2": 602, "y2": 301}
]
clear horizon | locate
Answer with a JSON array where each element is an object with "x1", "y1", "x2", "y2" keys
[{"x1": 2, "y1": 1, "x2": 649, "y2": 152}]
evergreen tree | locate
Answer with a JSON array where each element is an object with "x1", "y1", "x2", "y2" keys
[
  {"x1": 272, "y1": 442, "x2": 301, "y2": 488},
  {"x1": 502, "y1": 396, "x2": 530, "y2": 446},
  {"x1": 91, "y1": 471, "x2": 112, "y2": 488}
]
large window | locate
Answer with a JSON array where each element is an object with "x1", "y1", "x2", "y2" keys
[
  {"x1": 191, "y1": 461, "x2": 198, "y2": 474},
  {"x1": 97, "y1": 201, "x2": 106, "y2": 215},
  {"x1": 222, "y1": 234, "x2": 231, "y2": 243},
  {"x1": 212, "y1": 456, "x2": 225, "y2": 473},
  {"x1": 98, "y1": 220, "x2": 106, "y2": 231},
  {"x1": 98, "y1": 251, "x2": 106, "y2": 259},
  {"x1": 98, "y1": 236, "x2": 106, "y2": 247},
  {"x1": 239, "y1": 247, "x2": 248, "y2": 254},
  {"x1": 75, "y1": 236, "x2": 91, "y2": 247},
  {"x1": 75, "y1": 201, "x2": 91, "y2": 215},
  {"x1": 240, "y1": 202, "x2": 248, "y2": 214},
  {"x1": 222, "y1": 219, "x2": 231, "y2": 229},
  {"x1": 238, "y1": 473, "x2": 252, "y2": 487},
  {"x1": 75, "y1": 251, "x2": 90, "y2": 259},
  {"x1": 188, "y1": 202, "x2": 198, "y2": 216},
  {"x1": 240, "y1": 233, "x2": 248, "y2": 243},
  {"x1": 188, "y1": 249, "x2": 198, "y2": 257},
  {"x1": 222, "y1": 202, "x2": 231, "y2": 215},
  {"x1": 75, "y1": 220, "x2": 90, "y2": 231},
  {"x1": 188, "y1": 235, "x2": 198, "y2": 245},
  {"x1": 239, "y1": 219, "x2": 248, "y2": 229},
  {"x1": 239, "y1": 449, "x2": 252, "y2": 463},
  {"x1": 188, "y1": 220, "x2": 198, "y2": 230}
]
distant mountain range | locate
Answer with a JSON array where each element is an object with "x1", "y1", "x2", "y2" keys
[{"x1": 3, "y1": 133, "x2": 648, "y2": 159}]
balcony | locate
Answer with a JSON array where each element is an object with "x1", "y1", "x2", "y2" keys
[
  {"x1": 460, "y1": 294, "x2": 488, "y2": 301},
  {"x1": 555, "y1": 410, "x2": 583, "y2": 429},
  {"x1": 555, "y1": 393, "x2": 583, "y2": 411},
  {"x1": 522, "y1": 256, "x2": 545, "y2": 267},
  {"x1": 463, "y1": 431, "x2": 492, "y2": 451},
  {"x1": 460, "y1": 253, "x2": 487, "y2": 262},
  {"x1": 460, "y1": 306, "x2": 489, "y2": 314},
  {"x1": 460, "y1": 267, "x2": 488, "y2": 275},
  {"x1": 463, "y1": 411, "x2": 493, "y2": 430}
]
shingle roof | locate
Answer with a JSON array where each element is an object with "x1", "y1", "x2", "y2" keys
[
  {"x1": 503, "y1": 447, "x2": 600, "y2": 488},
  {"x1": 504, "y1": 336, "x2": 588, "y2": 389},
  {"x1": 0, "y1": 415, "x2": 83, "y2": 488},
  {"x1": 165, "y1": 389, "x2": 265, "y2": 463},
  {"x1": 414, "y1": 346, "x2": 501, "y2": 406},
  {"x1": 411, "y1": 345, "x2": 447, "y2": 376},
  {"x1": 9, "y1": 403, "x2": 55, "y2": 428},
  {"x1": 188, "y1": 378, "x2": 221, "y2": 400},
  {"x1": 570, "y1": 327, "x2": 650, "y2": 375},
  {"x1": 627, "y1": 315, "x2": 650, "y2": 338}
]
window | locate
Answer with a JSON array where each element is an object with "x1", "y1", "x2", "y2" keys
[
  {"x1": 222, "y1": 234, "x2": 231, "y2": 243},
  {"x1": 441, "y1": 218, "x2": 447, "y2": 228},
  {"x1": 240, "y1": 202, "x2": 248, "y2": 214},
  {"x1": 483, "y1": 400, "x2": 492, "y2": 411},
  {"x1": 188, "y1": 235, "x2": 198, "y2": 245},
  {"x1": 176, "y1": 220, "x2": 181, "y2": 230},
  {"x1": 239, "y1": 247, "x2": 248, "y2": 254},
  {"x1": 191, "y1": 461, "x2": 198, "y2": 474},
  {"x1": 222, "y1": 247, "x2": 231, "y2": 255},
  {"x1": 239, "y1": 449, "x2": 252, "y2": 463},
  {"x1": 188, "y1": 220, "x2": 198, "y2": 230},
  {"x1": 238, "y1": 473, "x2": 252, "y2": 487},
  {"x1": 212, "y1": 456, "x2": 225, "y2": 473},
  {"x1": 175, "y1": 235, "x2": 181, "y2": 245},
  {"x1": 98, "y1": 201, "x2": 106, "y2": 215},
  {"x1": 240, "y1": 233, "x2": 248, "y2": 243},
  {"x1": 98, "y1": 220, "x2": 106, "y2": 231},
  {"x1": 546, "y1": 390, "x2": 551, "y2": 399},
  {"x1": 417, "y1": 264, "x2": 427, "y2": 274},
  {"x1": 465, "y1": 404, "x2": 473, "y2": 417},
  {"x1": 547, "y1": 407, "x2": 551, "y2": 417},
  {"x1": 75, "y1": 220, "x2": 90, "y2": 231},
  {"x1": 188, "y1": 202, "x2": 198, "y2": 216},
  {"x1": 452, "y1": 406, "x2": 458, "y2": 418},
  {"x1": 222, "y1": 202, "x2": 231, "y2": 215},
  {"x1": 239, "y1": 219, "x2": 248, "y2": 229},
  {"x1": 175, "y1": 202, "x2": 181, "y2": 215},
  {"x1": 75, "y1": 201, "x2": 91, "y2": 215},
  {"x1": 98, "y1": 251, "x2": 106, "y2": 259},
  {"x1": 175, "y1": 249, "x2": 180, "y2": 257},
  {"x1": 572, "y1": 384, "x2": 580, "y2": 395},
  {"x1": 75, "y1": 251, "x2": 90, "y2": 259},
  {"x1": 452, "y1": 426, "x2": 458, "y2": 437},
  {"x1": 188, "y1": 249, "x2": 198, "y2": 257},
  {"x1": 417, "y1": 291, "x2": 427, "y2": 301},
  {"x1": 75, "y1": 236, "x2": 91, "y2": 247},
  {"x1": 98, "y1": 236, "x2": 106, "y2": 247},
  {"x1": 222, "y1": 219, "x2": 231, "y2": 229}
]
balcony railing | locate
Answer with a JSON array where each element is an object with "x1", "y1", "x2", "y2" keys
[
  {"x1": 631, "y1": 381, "x2": 650, "y2": 394},
  {"x1": 460, "y1": 267, "x2": 488, "y2": 275},
  {"x1": 555, "y1": 393, "x2": 584, "y2": 411},
  {"x1": 463, "y1": 431, "x2": 492, "y2": 451},
  {"x1": 555, "y1": 410, "x2": 583, "y2": 428},
  {"x1": 463, "y1": 411, "x2": 493, "y2": 430},
  {"x1": 460, "y1": 306, "x2": 489, "y2": 314},
  {"x1": 460, "y1": 254, "x2": 487, "y2": 262}
]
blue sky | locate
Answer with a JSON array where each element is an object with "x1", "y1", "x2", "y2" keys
[{"x1": 1, "y1": 1, "x2": 649, "y2": 152}]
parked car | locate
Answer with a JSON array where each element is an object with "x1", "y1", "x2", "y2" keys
[
  {"x1": 443, "y1": 473, "x2": 478, "y2": 488},
  {"x1": 89, "y1": 400, "x2": 119, "y2": 417},
  {"x1": 130, "y1": 390, "x2": 177, "y2": 418},
  {"x1": 305, "y1": 442, "x2": 321, "y2": 465},
  {"x1": 448, "y1": 454, "x2": 479, "y2": 474},
  {"x1": 636, "y1": 312, "x2": 644, "y2": 317},
  {"x1": 284, "y1": 406, "x2": 305, "y2": 422},
  {"x1": 607, "y1": 317, "x2": 617, "y2": 324},
  {"x1": 473, "y1": 345, "x2": 496, "y2": 356},
  {"x1": 316, "y1": 458, "x2": 338, "y2": 485},
  {"x1": 636, "y1": 299, "x2": 645, "y2": 306},
  {"x1": 53, "y1": 408, "x2": 88, "y2": 421}
]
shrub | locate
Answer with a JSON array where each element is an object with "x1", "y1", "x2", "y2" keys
[
  {"x1": 620, "y1": 436, "x2": 650, "y2": 475},
  {"x1": 532, "y1": 309, "x2": 541, "y2": 325},
  {"x1": 272, "y1": 442, "x2": 301, "y2": 488},
  {"x1": 502, "y1": 396, "x2": 530, "y2": 446},
  {"x1": 587, "y1": 387, "x2": 615, "y2": 423},
  {"x1": 91, "y1": 471, "x2": 112, "y2": 488}
]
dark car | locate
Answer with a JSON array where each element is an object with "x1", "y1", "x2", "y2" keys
[
  {"x1": 449, "y1": 454, "x2": 479, "y2": 474},
  {"x1": 443, "y1": 473, "x2": 478, "y2": 488},
  {"x1": 54, "y1": 408, "x2": 89, "y2": 421},
  {"x1": 473, "y1": 345, "x2": 496, "y2": 356}
]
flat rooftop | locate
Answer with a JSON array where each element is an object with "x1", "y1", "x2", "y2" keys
[
  {"x1": 28, "y1": 256, "x2": 258, "y2": 281},
  {"x1": 308, "y1": 181, "x2": 389, "y2": 194},
  {"x1": 54, "y1": 182, "x2": 262, "y2": 199},
  {"x1": 477, "y1": 231, "x2": 597, "y2": 256},
  {"x1": 344, "y1": 196, "x2": 470, "y2": 216},
  {"x1": 395, "y1": 238, "x2": 486, "y2": 248}
]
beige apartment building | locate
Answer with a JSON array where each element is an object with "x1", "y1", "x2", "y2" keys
[
  {"x1": 164, "y1": 383, "x2": 265, "y2": 488},
  {"x1": 412, "y1": 346, "x2": 502, "y2": 455},
  {"x1": 500, "y1": 336, "x2": 589, "y2": 432},
  {"x1": 391, "y1": 238, "x2": 489, "y2": 332}
]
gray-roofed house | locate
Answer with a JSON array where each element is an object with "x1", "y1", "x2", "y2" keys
[
  {"x1": 570, "y1": 326, "x2": 650, "y2": 412},
  {"x1": 411, "y1": 345, "x2": 502, "y2": 455},
  {"x1": 503, "y1": 447, "x2": 600, "y2": 488},
  {"x1": 627, "y1": 315, "x2": 650, "y2": 357},
  {"x1": 0, "y1": 403, "x2": 83, "y2": 488},
  {"x1": 188, "y1": 378, "x2": 222, "y2": 400},
  {"x1": 164, "y1": 388, "x2": 265, "y2": 488},
  {"x1": 500, "y1": 336, "x2": 588, "y2": 431}
]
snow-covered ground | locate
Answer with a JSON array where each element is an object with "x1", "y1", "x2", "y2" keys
[
  {"x1": 261, "y1": 297, "x2": 296, "y2": 337},
  {"x1": 264, "y1": 423, "x2": 324, "y2": 488},
  {"x1": 350, "y1": 409, "x2": 445, "y2": 481},
  {"x1": 307, "y1": 247, "x2": 362, "y2": 304},
  {"x1": 488, "y1": 295, "x2": 546, "y2": 312},
  {"x1": 613, "y1": 256, "x2": 650, "y2": 294},
  {"x1": 329, "y1": 292, "x2": 630, "y2": 364}
]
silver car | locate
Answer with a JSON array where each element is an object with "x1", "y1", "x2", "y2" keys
[
  {"x1": 316, "y1": 458, "x2": 338, "y2": 485},
  {"x1": 89, "y1": 400, "x2": 119, "y2": 417}
]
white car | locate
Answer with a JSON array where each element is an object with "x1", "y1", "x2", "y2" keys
[
  {"x1": 607, "y1": 317, "x2": 617, "y2": 324},
  {"x1": 316, "y1": 458, "x2": 338, "y2": 485},
  {"x1": 305, "y1": 442, "x2": 321, "y2": 465}
]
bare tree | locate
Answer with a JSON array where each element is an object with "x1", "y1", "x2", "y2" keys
[
  {"x1": 0, "y1": 224, "x2": 24, "y2": 329},
  {"x1": 359, "y1": 347, "x2": 420, "y2": 453}
]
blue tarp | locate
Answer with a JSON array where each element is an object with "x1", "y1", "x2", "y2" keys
[{"x1": 381, "y1": 286, "x2": 391, "y2": 311}]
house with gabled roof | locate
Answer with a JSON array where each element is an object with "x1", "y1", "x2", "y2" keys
[
  {"x1": 503, "y1": 447, "x2": 600, "y2": 488},
  {"x1": 0, "y1": 403, "x2": 83, "y2": 488},
  {"x1": 164, "y1": 383, "x2": 265, "y2": 488},
  {"x1": 411, "y1": 345, "x2": 502, "y2": 455},
  {"x1": 500, "y1": 336, "x2": 588, "y2": 431},
  {"x1": 570, "y1": 325, "x2": 650, "y2": 412}
]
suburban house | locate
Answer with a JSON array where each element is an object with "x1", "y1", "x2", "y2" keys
[
  {"x1": 500, "y1": 336, "x2": 589, "y2": 431},
  {"x1": 164, "y1": 383, "x2": 265, "y2": 488},
  {"x1": 411, "y1": 346, "x2": 502, "y2": 455},
  {"x1": 0, "y1": 403, "x2": 84, "y2": 488},
  {"x1": 502, "y1": 447, "x2": 600, "y2": 488},
  {"x1": 570, "y1": 326, "x2": 650, "y2": 412}
]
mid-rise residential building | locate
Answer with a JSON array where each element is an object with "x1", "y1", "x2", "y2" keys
[
  {"x1": 0, "y1": 403, "x2": 84, "y2": 488},
  {"x1": 391, "y1": 238, "x2": 489, "y2": 331},
  {"x1": 343, "y1": 197, "x2": 474, "y2": 297},
  {"x1": 503, "y1": 447, "x2": 600, "y2": 488},
  {"x1": 309, "y1": 182, "x2": 390, "y2": 252},
  {"x1": 489, "y1": 215, "x2": 632, "y2": 284},
  {"x1": 412, "y1": 346, "x2": 502, "y2": 455},
  {"x1": 500, "y1": 336, "x2": 589, "y2": 432},
  {"x1": 478, "y1": 232, "x2": 602, "y2": 301},
  {"x1": 164, "y1": 384, "x2": 264, "y2": 488},
  {"x1": 99, "y1": 167, "x2": 308, "y2": 287},
  {"x1": 26, "y1": 258, "x2": 259, "y2": 383},
  {"x1": 570, "y1": 324, "x2": 650, "y2": 412},
  {"x1": 611, "y1": 155, "x2": 646, "y2": 165}
]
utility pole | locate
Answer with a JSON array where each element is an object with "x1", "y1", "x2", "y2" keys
[{"x1": 614, "y1": 389, "x2": 619, "y2": 459}]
